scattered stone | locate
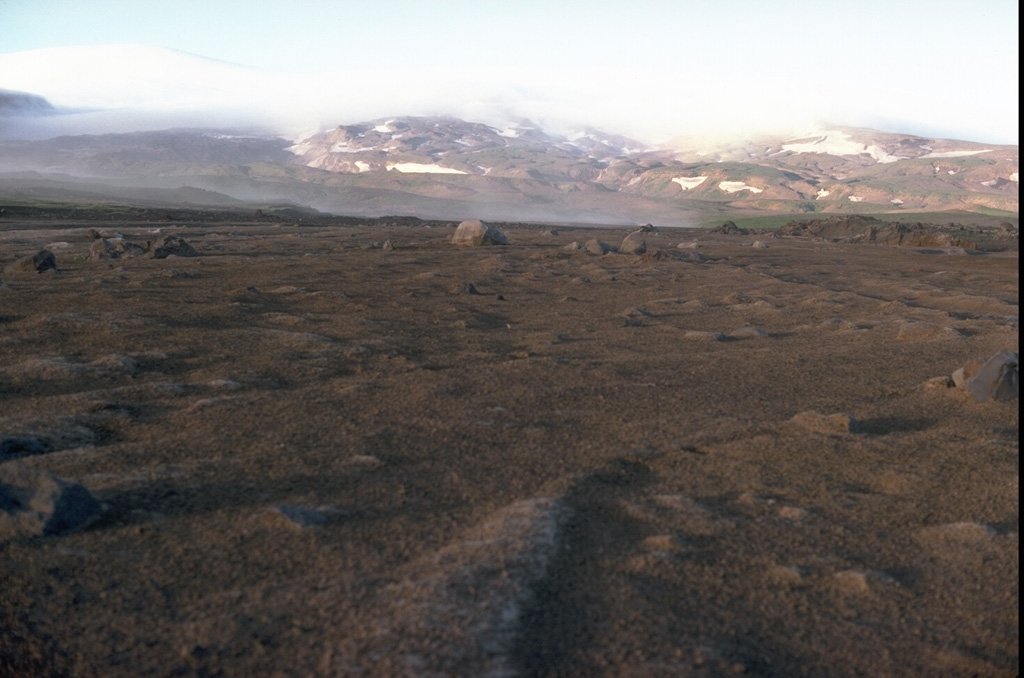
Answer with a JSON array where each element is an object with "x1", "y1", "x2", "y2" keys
[
  {"x1": 819, "y1": 317, "x2": 858, "y2": 331},
  {"x1": 563, "y1": 241, "x2": 584, "y2": 251},
  {"x1": 451, "y1": 282, "x2": 480, "y2": 295},
  {"x1": 1, "y1": 462, "x2": 104, "y2": 540},
  {"x1": 729, "y1": 326, "x2": 769, "y2": 339},
  {"x1": 768, "y1": 565, "x2": 806, "y2": 586},
  {"x1": 208, "y1": 378, "x2": 245, "y2": 390},
  {"x1": 584, "y1": 239, "x2": 615, "y2": 255},
  {"x1": 752, "y1": 240, "x2": 771, "y2": 249},
  {"x1": 924, "y1": 375, "x2": 953, "y2": 389},
  {"x1": 712, "y1": 221, "x2": 748, "y2": 235},
  {"x1": 682, "y1": 330, "x2": 726, "y2": 341},
  {"x1": 346, "y1": 454, "x2": 385, "y2": 468},
  {"x1": 621, "y1": 307, "x2": 653, "y2": 318},
  {"x1": 638, "y1": 248, "x2": 690, "y2": 262},
  {"x1": 152, "y1": 235, "x2": 198, "y2": 259},
  {"x1": 677, "y1": 241, "x2": 699, "y2": 249},
  {"x1": 789, "y1": 411, "x2": 861, "y2": 434},
  {"x1": 778, "y1": 506, "x2": 807, "y2": 520},
  {"x1": 451, "y1": 220, "x2": 509, "y2": 246},
  {"x1": 382, "y1": 239, "x2": 395, "y2": 251},
  {"x1": 963, "y1": 350, "x2": 1018, "y2": 402},
  {"x1": 619, "y1": 230, "x2": 647, "y2": 255},
  {"x1": 832, "y1": 570, "x2": 872, "y2": 594},
  {"x1": 114, "y1": 237, "x2": 149, "y2": 259},
  {"x1": 258, "y1": 504, "x2": 328, "y2": 529}
]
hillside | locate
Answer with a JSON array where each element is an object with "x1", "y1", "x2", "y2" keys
[{"x1": 0, "y1": 119, "x2": 1017, "y2": 224}]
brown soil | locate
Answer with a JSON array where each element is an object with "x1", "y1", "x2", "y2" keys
[{"x1": 1, "y1": 216, "x2": 1018, "y2": 677}]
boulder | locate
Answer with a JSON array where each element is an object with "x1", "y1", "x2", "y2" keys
[
  {"x1": 584, "y1": 239, "x2": 615, "y2": 256},
  {"x1": 964, "y1": 350, "x2": 1018, "y2": 402},
  {"x1": 90, "y1": 237, "x2": 149, "y2": 260},
  {"x1": 5, "y1": 249, "x2": 57, "y2": 274},
  {"x1": 451, "y1": 220, "x2": 509, "y2": 246},
  {"x1": 89, "y1": 238, "x2": 116, "y2": 260},
  {"x1": 32, "y1": 249, "x2": 58, "y2": 272},
  {"x1": 1, "y1": 462, "x2": 103, "y2": 540},
  {"x1": 620, "y1": 230, "x2": 647, "y2": 255}
]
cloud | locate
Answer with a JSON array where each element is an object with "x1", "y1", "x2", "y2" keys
[{"x1": 0, "y1": 44, "x2": 1018, "y2": 145}]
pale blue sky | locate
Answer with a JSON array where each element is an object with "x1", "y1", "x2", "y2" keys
[{"x1": 1, "y1": 0, "x2": 1019, "y2": 143}]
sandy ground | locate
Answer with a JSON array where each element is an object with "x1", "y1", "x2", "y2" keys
[{"x1": 0, "y1": 217, "x2": 1018, "y2": 677}]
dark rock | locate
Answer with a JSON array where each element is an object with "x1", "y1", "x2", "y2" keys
[
  {"x1": 153, "y1": 235, "x2": 198, "y2": 259},
  {"x1": 712, "y1": 221, "x2": 748, "y2": 235},
  {"x1": 0, "y1": 462, "x2": 104, "y2": 540},
  {"x1": 31, "y1": 250, "x2": 57, "y2": 273},
  {"x1": 0, "y1": 436, "x2": 47, "y2": 460},
  {"x1": 5, "y1": 250, "x2": 57, "y2": 274}
]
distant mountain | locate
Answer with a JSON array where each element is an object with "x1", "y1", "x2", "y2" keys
[
  {"x1": 0, "y1": 118, "x2": 1017, "y2": 224},
  {"x1": 0, "y1": 90, "x2": 57, "y2": 116},
  {"x1": 268, "y1": 117, "x2": 1022, "y2": 216}
]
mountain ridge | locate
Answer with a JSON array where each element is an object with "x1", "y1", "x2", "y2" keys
[{"x1": 0, "y1": 116, "x2": 1017, "y2": 225}]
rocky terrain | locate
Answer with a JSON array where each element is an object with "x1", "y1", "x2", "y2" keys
[
  {"x1": 0, "y1": 208, "x2": 1018, "y2": 677},
  {"x1": 0, "y1": 118, "x2": 1017, "y2": 224}
]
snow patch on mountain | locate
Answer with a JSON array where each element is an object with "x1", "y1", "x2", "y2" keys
[
  {"x1": 387, "y1": 163, "x2": 467, "y2": 175},
  {"x1": 920, "y1": 149, "x2": 992, "y2": 158},
  {"x1": 781, "y1": 130, "x2": 904, "y2": 163},
  {"x1": 719, "y1": 181, "x2": 763, "y2": 194},
  {"x1": 672, "y1": 176, "x2": 708, "y2": 190}
]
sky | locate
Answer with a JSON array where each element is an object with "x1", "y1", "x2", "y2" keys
[{"x1": 0, "y1": 0, "x2": 1019, "y2": 144}]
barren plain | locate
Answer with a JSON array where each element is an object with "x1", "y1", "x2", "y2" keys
[{"x1": 1, "y1": 211, "x2": 1018, "y2": 677}]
